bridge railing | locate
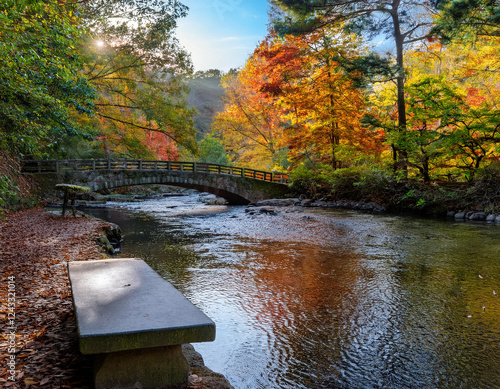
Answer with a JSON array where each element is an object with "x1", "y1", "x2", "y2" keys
[{"x1": 21, "y1": 159, "x2": 289, "y2": 184}]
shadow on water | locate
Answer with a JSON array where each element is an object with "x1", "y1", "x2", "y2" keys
[{"x1": 85, "y1": 195, "x2": 500, "y2": 389}]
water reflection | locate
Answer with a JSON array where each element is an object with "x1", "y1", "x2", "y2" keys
[{"x1": 85, "y1": 195, "x2": 500, "y2": 389}]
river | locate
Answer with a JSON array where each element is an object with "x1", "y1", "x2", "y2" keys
[{"x1": 85, "y1": 193, "x2": 500, "y2": 389}]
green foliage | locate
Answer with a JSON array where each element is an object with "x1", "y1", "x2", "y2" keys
[
  {"x1": 0, "y1": 1, "x2": 96, "y2": 157},
  {"x1": 196, "y1": 135, "x2": 231, "y2": 165},
  {"x1": 289, "y1": 163, "x2": 396, "y2": 201},
  {"x1": 0, "y1": 153, "x2": 37, "y2": 214},
  {"x1": 0, "y1": 175, "x2": 22, "y2": 216},
  {"x1": 289, "y1": 164, "x2": 335, "y2": 198},
  {"x1": 432, "y1": 0, "x2": 500, "y2": 41}
]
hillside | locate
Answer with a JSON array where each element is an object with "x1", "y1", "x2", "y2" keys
[{"x1": 188, "y1": 76, "x2": 225, "y2": 138}]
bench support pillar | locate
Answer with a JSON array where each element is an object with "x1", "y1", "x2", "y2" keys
[{"x1": 94, "y1": 345, "x2": 189, "y2": 389}]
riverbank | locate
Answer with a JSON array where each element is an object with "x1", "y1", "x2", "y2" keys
[
  {"x1": 0, "y1": 208, "x2": 232, "y2": 388},
  {"x1": 289, "y1": 166, "x2": 500, "y2": 219}
]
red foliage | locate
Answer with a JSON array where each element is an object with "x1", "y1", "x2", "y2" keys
[{"x1": 144, "y1": 131, "x2": 179, "y2": 160}]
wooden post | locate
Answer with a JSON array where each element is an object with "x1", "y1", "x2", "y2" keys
[
  {"x1": 62, "y1": 189, "x2": 69, "y2": 217},
  {"x1": 70, "y1": 193, "x2": 77, "y2": 217},
  {"x1": 92, "y1": 160, "x2": 96, "y2": 171},
  {"x1": 37, "y1": 161, "x2": 41, "y2": 173},
  {"x1": 241, "y1": 168, "x2": 245, "y2": 177},
  {"x1": 107, "y1": 159, "x2": 111, "y2": 170},
  {"x1": 139, "y1": 160, "x2": 142, "y2": 171}
]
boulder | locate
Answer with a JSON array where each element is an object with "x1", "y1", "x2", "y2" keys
[
  {"x1": 367, "y1": 202, "x2": 387, "y2": 213},
  {"x1": 465, "y1": 211, "x2": 476, "y2": 219},
  {"x1": 258, "y1": 207, "x2": 279, "y2": 216},
  {"x1": 254, "y1": 198, "x2": 299, "y2": 207},
  {"x1": 469, "y1": 212, "x2": 486, "y2": 221},
  {"x1": 299, "y1": 199, "x2": 314, "y2": 207}
]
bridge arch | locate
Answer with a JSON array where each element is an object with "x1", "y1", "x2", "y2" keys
[{"x1": 23, "y1": 159, "x2": 290, "y2": 205}]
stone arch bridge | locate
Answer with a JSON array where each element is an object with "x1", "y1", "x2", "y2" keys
[{"x1": 22, "y1": 159, "x2": 290, "y2": 205}]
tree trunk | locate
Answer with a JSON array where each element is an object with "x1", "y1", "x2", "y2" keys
[
  {"x1": 391, "y1": 1, "x2": 408, "y2": 175},
  {"x1": 422, "y1": 155, "x2": 430, "y2": 182}
]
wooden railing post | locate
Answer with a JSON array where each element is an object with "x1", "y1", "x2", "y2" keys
[
  {"x1": 92, "y1": 160, "x2": 96, "y2": 171},
  {"x1": 139, "y1": 160, "x2": 142, "y2": 171},
  {"x1": 107, "y1": 159, "x2": 111, "y2": 170},
  {"x1": 241, "y1": 168, "x2": 245, "y2": 177},
  {"x1": 55, "y1": 161, "x2": 59, "y2": 173},
  {"x1": 37, "y1": 161, "x2": 41, "y2": 173},
  {"x1": 193, "y1": 162, "x2": 197, "y2": 172}
]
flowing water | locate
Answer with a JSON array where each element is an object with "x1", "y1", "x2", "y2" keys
[{"x1": 85, "y1": 193, "x2": 500, "y2": 389}]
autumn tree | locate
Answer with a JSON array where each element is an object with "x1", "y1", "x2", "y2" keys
[
  {"x1": 77, "y1": 0, "x2": 197, "y2": 159},
  {"x1": 367, "y1": 38, "x2": 500, "y2": 181},
  {"x1": 250, "y1": 27, "x2": 385, "y2": 169},
  {"x1": 211, "y1": 65, "x2": 286, "y2": 170},
  {"x1": 273, "y1": 0, "x2": 438, "y2": 171}
]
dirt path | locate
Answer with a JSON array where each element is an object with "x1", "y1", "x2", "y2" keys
[{"x1": 0, "y1": 208, "x2": 107, "y2": 387}]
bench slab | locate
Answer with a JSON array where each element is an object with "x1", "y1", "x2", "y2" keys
[
  {"x1": 68, "y1": 258, "x2": 216, "y2": 388},
  {"x1": 68, "y1": 258, "x2": 215, "y2": 354}
]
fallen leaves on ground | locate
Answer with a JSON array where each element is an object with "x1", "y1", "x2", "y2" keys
[
  {"x1": 0, "y1": 207, "x2": 233, "y2": 389},
  {"x1": 0, "y1": 208, "x2": 107, "y2": 388}
]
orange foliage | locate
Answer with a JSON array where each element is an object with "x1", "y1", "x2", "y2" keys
[{"x1": 252, "y1": 31, "x2": 385, "y2": 168}]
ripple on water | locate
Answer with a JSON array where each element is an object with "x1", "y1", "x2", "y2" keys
[{"x1": 85, "y1": 196, "x2": 500, "y2": 389}]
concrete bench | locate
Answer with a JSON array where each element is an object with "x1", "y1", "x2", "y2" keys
[{"x1": 68, "y1": 258, "x2": 216, "y2": 389}]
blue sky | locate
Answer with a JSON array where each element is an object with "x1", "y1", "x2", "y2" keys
[{"x1": 176, "y1": 0, "x2": 270, "y2": 72}]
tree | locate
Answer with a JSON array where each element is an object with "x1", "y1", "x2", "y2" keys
[
  {"x1": 432, "y1": 0, "x2": 500, "y2": 42},
  {"x1": 368, "y1": 39, "x2": 500, "y2": 181},
  {"x1": 252, "y1": 28, "x2": 386, "y2": 169},
  {"x1": 78, "y1": 0, "x2": 197, "y2": 157},
  {"x1": 197, "y1": 134, "x2": 231, "y2": 165},
  {"x1": 398, "y1": 77, "x2": 464, "y2": 181},
  {"x1": 212, "y1": 69, "x2": 285, "y2": 170},
  {"x1": 273, "y1": 0, "x2": 438, "y2": 171},
  {"x1": 0, "y1": 1, "x2": 95, "y2": 157}
]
